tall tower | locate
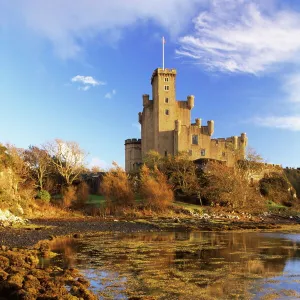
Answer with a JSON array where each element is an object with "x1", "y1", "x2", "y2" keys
[{"x1": 151, "y1": 68, "x2": 177, "y2": 155}]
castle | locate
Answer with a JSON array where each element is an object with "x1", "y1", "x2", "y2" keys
[{"x1": 125, "y1": 68, "x2": 248, "y2": 172}]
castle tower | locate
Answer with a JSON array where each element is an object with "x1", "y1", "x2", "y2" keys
[
  {"x1": 124, "y1": 139, "x2": 142, "y2": 172},
  {"x1": 151, "y1": 68, "x2": 177, "y2": 155}
]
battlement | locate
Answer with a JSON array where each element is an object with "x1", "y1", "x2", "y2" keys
[
  {"x1": 125, "y1": 138, "x2": 142, "y2": 145},
  {"x1": 151, "y1": 68, "x2": 177, "y2": 84}
]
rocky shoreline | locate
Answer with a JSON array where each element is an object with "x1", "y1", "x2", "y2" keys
[{"x1": 1, "y1": 215, "x2": 299, "y2": 248}]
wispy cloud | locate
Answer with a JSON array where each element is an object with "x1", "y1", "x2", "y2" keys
[
  {"x1": 71, "y1": 75, "x2": 105, "y2": 91},
  {"x1": 282, "y1": 73, "x2": 300, "y2": 103},
  {"x1": 71, "y1": 75, "x2": 105, "y2": 86},
  {"x1": 2, "y1": 0, "x2": 204, "y2": 59},
  {"x1": 104, "y1": 89, "x2": 116, "y2": 99},
  {"x1": 132, "y1": 123, "x2": 141, "y2": 132},
  {"x1": 252, "y1": 72, "x2": 300, "y2": 131},
  {"x1": 253, "y1": 115, "x2": 300, "y2": 131},
  {"x1": 177, "y1": 1, "x2": 300, "y2": 74}
]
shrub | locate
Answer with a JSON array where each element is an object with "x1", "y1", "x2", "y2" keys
[
  {"x1": 62, "y1": 186, "x2": 77, "y2": 208},
  {"x1": 76, "y1": 181, "x2": 89, "y2": 207},
  {"x1": 259, "y1": 173, "x2": 294, "y2": 206},
  {"x1": 101, "y1": 162, "x2": 134, "y2": 210},
  {"x1": 139, "y1": 165, "x2": 174, "y2": 210},
  {"x1": 202, "y1": 161, "x2": 265, "y2": 212},
  {"x1": 36, "y1": 190, "x2": 51, "y2": 203}
]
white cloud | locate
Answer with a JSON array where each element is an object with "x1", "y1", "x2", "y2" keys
[
  {"x1": 104, "y1": 89, "x2": 116, "y2": 99},
  {"x1": 177, "y1": 1, "x2": 300, "y2": 74},
  {"x1": 282, "y1": 73, "x2": 300, "y2": 103},
  {"x1": 3, "y1": 0, "x2": 205, "y2": 59},
  {"x1": 71, "y1": 75, "x2": 105, "y2": 91},
  {"x1": 253, "y1": 115, "x2": 300, "y2": 131},
  {"x1": 132, "y1": 123, "x2": 141, "y2": 132},
  {"x1": 71, "y1": 75, "x2": 105, "y2": 86},
  {"x1": 89, "y1": 157, "x2": 111, "y2": 171}
]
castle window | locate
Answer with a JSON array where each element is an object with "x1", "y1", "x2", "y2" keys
[
  {"x1": 165, "y1": 109, "x2": 169, "y2": 115},
  {"x1": 165, "y1": 97, "x2": 169, "y2": 103},
  {"x1": 164, "y1": 85, "x2": 169, "y2": 91},
  {"x1": 201, "y1": 149, "x2": 206, "y2": 156},
  {"x1": 165, "y1": 151, "x2": 168, "y2": 157},
  {"x1": 192, "y1": 135, "x2": 198, "y2": 145},
  {"x1": 164, "y1": 77, "x2": 169, "y2": 82},
  {"x1": 189, "y1": 150, "x2": 192, "y2": 156},
  {"x1": 222, "y1": 151, "x2": 226, "y2": 157}
]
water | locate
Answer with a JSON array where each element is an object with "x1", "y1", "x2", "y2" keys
[{"x1": 44, "y1": 231, "x2": 300, "y2": 299}]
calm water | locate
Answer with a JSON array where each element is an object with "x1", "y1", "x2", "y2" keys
[{"x1": 43, "y1": 231, "x2": 300, "y2": 299}]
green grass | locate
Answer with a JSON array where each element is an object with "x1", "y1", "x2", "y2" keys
[
  {"x1": 87, "y1": 194, "x2": 106, "y2": 206},
  {"x1": 173, "y1": 201, "x2": 204, "y2": 214},
  {"x1": 267, "y1": 200, "x2": 288, "y2": 212},
  {"x1": 85, "y1": 194, "x2": 204, "y2": 214}
]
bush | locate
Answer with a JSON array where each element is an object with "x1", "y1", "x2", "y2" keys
[
  {"x1": 202, "y1": 161, "x2": 265, "y2": 212},
  {"x1": 101, "y1": 162, "x2": 134, "y2": 210},
  {"x1": 259, "y1": 173, "x2": 294, "y2": 206},
  {"x1": 62, "y1": 186, "x2": 77, "y2": 208},
  {"x1": 76, "y1": 181, "x2": 89, "y2": 207},
  {"x1": 139, "y1": 165, "x2": 174, "y2": 210},
  {"x1": 36, "y1": 190, "x2": 51, "y2": 203}
]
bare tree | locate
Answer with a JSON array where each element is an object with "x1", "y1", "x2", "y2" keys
[
  {"x1": 44, "y1": 139, "x2": 86, "y2": 186},
  {"x1": 24, "y1": 145, "x2": 51, "y2": 190}
]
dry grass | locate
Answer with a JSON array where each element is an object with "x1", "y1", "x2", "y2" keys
[{"x1": 139, "y1": 165, "x2": 174, "y2": 211}]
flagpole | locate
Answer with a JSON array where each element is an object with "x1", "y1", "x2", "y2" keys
[{"x1": 162, "y1": 36, "x2": 165, "y2": 70}]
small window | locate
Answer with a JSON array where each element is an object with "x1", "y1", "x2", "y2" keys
[
  {"x1": 222, "y1": 151, "x2": 226, "y2": 157},
  {"x1": 201, "y1": 149, "x2": 206, "y2": 156},
  {"x1": 164, "y1": 85, "x2": 169, "y2": 91},
  {"x1": 164, "y1": 77, "x2": 169, "y2": 82},
  {"x1": 165, "y1": 97, "x2": 169, "y2": 103},
  {"x1": 165, "y1": 151, "x2": 168, "y2": 157},
  {"x1": 189, "y1": 150, "x2": 192, "y2": 156},
  {"x1": 165, "y1": 109, "x2": 169, "y2": 115},
  {"x1": 192, "y1": 135, "x2": 198, "y2": 145}
]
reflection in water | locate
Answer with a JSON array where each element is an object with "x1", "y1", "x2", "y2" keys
[{"x1": 46, "y1": 231, "x2": 300, "y2": 299}]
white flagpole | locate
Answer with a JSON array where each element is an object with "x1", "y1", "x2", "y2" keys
[{"x1": 162, "y1": 36, "x2": 165, "y2": 70}]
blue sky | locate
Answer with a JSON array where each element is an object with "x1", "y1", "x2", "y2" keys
[{"x1": 0, "y1": 0, "x2": 299, "y2": 168}]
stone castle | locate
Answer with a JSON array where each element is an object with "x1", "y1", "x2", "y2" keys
[{"x1": 125, "y1": 68, "x2": 248, "y2": 172}]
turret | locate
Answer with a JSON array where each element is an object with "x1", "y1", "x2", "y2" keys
[
  {"x1": 207, "y1": 120, "x2": 214, "y2": 136},
  {"x1": 195, "y1": 118, "x2": 202, "y2": 128},
  {"x1": 187, "y1": 95, "x2": 194, "y2": 110},
  {"x1": 138, "y1": 112, "x2": 142, "y2": 124},
  {"x1": 233, "y1": 136, "x2": 238, "y2": 149},
  {"x1": 241, "y1": 133, "x2": 247, "y2": 145},
  {"x1": 143, "y1": 94, "x2": 149, "y2": 107}
]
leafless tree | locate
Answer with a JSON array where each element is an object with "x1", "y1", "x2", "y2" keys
[
  {"x1": 24, "y1": 145, "x2": 51, "y2": 190},
  {"x1": 44, "y1": 139, "x2": 86, "y2": 186}
]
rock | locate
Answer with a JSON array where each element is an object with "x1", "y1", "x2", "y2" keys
[
  {"x1": 0, "y1": 209, "x2": 27, "y2": 227},
  {"x1": 73, "y1": 233, "x2": 82, "y2": 239}
]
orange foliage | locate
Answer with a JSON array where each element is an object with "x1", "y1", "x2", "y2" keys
[
  {"x1": 101, "y1": 162, "x2": 134, "y2": 209},
  {"x1": 139, "y1": 164, "x2": 174, "y2": 210}
]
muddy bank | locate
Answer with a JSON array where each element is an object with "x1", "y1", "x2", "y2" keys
[{"x1": 1, "y1": 215, "x2": 299, "y2": 248}]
